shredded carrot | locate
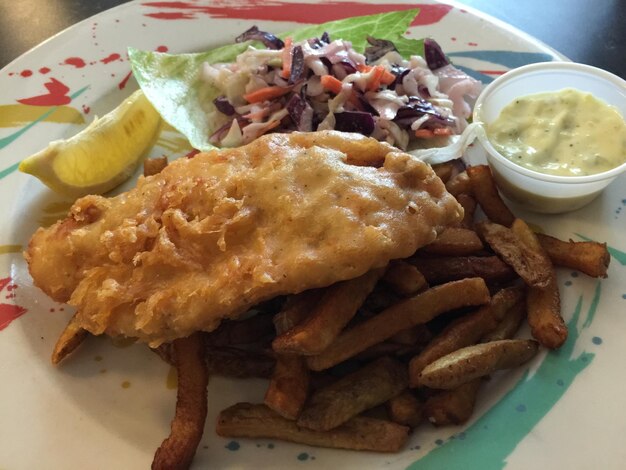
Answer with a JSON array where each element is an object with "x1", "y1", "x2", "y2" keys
[
  {"x1": 379, "y1": 67, "x2": 396, "y2": 86},
  {"x1": 415, "y1": 128, "x2": 435, "y2": 139},
  {"x1": 281, "y1": 37, "x2": 293, "y2": 79},
  {"x1": 366, "y1": 66, "x2": 387, "y2": 91},
  {"x1": 243, "y1": 86, "x2": 292, "y2": 104},
  {"x1": 356, "y1": 64, "x2": 373, "y2": 73},
  {"x1": 433, "y1": 127, "x2": 453, "y2": 136},
  {"x1": 320, "y1": 75, "x2": 344, "y2": 95}
]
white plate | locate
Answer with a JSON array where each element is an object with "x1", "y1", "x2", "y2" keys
[{"x1": 1, "y1": 1, "x2": 624, "y2": 469}]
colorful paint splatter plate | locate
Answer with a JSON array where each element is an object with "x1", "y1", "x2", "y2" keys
[{"x1": 1, "y1": 1, "x2": 625, "y2": 469}]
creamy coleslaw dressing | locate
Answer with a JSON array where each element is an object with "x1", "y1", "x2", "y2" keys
[{"x1": 487, "y1": 88, "x2": 626, "y2": 176}]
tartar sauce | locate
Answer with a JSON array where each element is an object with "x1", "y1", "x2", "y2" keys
[{"x1": 487, "y1": 88, "x2": 626, "y2": 176}]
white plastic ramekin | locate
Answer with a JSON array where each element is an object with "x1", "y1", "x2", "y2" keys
[{"x1": 472, "y1": 61, "x2": 626, "y2": 214}]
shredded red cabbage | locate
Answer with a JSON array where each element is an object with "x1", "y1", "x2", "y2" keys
[
  {"x1": 235, "y1": 26, "x2": 285, "y2": 50},
  {"x1": 424, "y1": 38, "x2": 450, "y2": 70}
]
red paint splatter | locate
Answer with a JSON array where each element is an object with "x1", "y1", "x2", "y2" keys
[
  {"x1": 101, "y1": 53, "x2": 122, "y2": 64},
  {"x1": 141, "y1": 1, "x2": 452, "y2": 25},
  {"x1": 118, "y1": 71, "x2": 132, "y2": 90},
  {"x1": 451, "y1": 37, "x2": 457, "y2": 42},
  {"x1": 8, "y1": 72, "x2": 14, "y2": 76},
  {"x1": 468, "y1": 42, "x2": 478, "y2": 47},
  {"x1": 0, "y1": 277, "x2": 27, "y2": 332},
  {"x1": 82, "y1": 104, "x2": 91, "y2": 114},
  {"x1": 17, "y1": 78, "x2": 72, "y2": 106},
  {"x1": 63, "y1": 57, "x2": 86, "y2": 68},
  {"x1": 156, "y1": 45, "x2": 169, "y2": 52},
  {"x1": 20, "y1": 70, "x2": 33, "y2": 77},
  {"x1": 478, "y1": 70, "x2": 507, "y2": 75},
  {"x1": 50, "y1": 308, "x2": 55, "y2": 312},
  {"x1": 39, "y1": 67, "x2": 51, "y2": 74},
  {"x1": 186, "y1": 149, "x2": 200, "y2": 158}
]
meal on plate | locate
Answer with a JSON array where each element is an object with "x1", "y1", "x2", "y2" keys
[{"x1": 20, "y1": 9, "x2": 611, "y2": 469}]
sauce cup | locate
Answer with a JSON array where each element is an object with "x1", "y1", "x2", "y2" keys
[{"x1": 472, "y1": 62, "x2": 626, "y2": 214}]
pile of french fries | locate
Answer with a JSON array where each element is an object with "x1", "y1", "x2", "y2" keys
[{"x1": 52, "y1": 160, "x2": 611, "y2": 469}]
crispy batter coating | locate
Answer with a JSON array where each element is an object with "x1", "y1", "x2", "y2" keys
[{"x1": 26, "y1": 131, "x2": 462, "y2": 345}]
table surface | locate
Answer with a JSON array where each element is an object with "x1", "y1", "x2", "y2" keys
[{"x1": 1, "y1": 0, "x2": 625, "y2": 77}]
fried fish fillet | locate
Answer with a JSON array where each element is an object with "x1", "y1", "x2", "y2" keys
[{"x1": 26, "y1": 131, "x2": 462, "y2": 345}]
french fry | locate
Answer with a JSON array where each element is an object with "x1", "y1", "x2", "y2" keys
[
  {"x1": 423, "y1": 379, "x2": 482, "y2": 426},
  {"x1": 417, "y1": 339, "x2": 539, "y2": 390},
  {"x1": 390, "y1": 324, "x2": 432, "y2": 346},
  {"x1": 272, "y1": 289, "x2": 323, "y2": 333},
  {"x1": 536, "y1": 233, "x2": 610, "y2": 278},
  {"x1": 152, "y1": 333, "x2": 208, "y2": 470},
  {"x1": 273, "y1": 269, "x2": 383, "y2": 355},
  {"x1": 467, "y1": 165, "x2": 515, "y2": 227},
  {"x1": 51, "y1": 313, "x2": 89, "y2": 365},
  {"x1": 422, "y1": 227, "x2": 484, "y2": 256},
  {"x1": 477, "y1": 220, "x2": 552, "y2": 288},
  {"x1": 382, "y1": 261, "x2": 428, "y2": 296},
  {"x1": 432, "y1": 161, "x2": 455, "y2": 183},
  {"x1": 481, "y1": 299, "x2": 526, "y2": 342},
  {"x1": 445, "y1": 170, "x2": 472, "y2": 196},
  {"x1": 143, "y1": 156, "x2": 168, "y2": 176},
  {"x1": 408, "y1": 286, "x2": 525, "y2": 387},
  {"x1": 410, "y1": 256, "x2": 516, "y2": 285},
  {"x1": 264, "y1": 354, "x2": 310, "y2": 419},
  {"x1": 265, "y1": 292, "x2": 315, "y2": 419},
  {"x1": 456, "y1": 193, "x2": 477, "y2": 229},
  {"x1": 354, "y1": 342, "x2": 404, "y2": 361},
  {"x1": 216, "y1": 403, "x2": 409, "y2": 452},
  {"x1": 205, "y1": 347, "x2": 275, "y2": 378},
  {"x1": 386, "y1": 390, "x2": 423, "y2": 428},
  {"x1": 306, "y1": 278, "x2": 490, "y2": 371},
  {"x1": 297, "y1": 357, "x2": 408, "y2": 431},
  {"x1": 206, "y1": 313, "x2": 275, "y2": 347},
  {"x1": 511, "y1": 219, "x2": 568, "y2": 349}
]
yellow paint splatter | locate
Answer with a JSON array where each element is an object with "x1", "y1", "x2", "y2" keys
[
  {"x1": 94, "y1": 355, "x2": 103, "y2": 362},
  {"x1": 0, "y1": 245, "x2": 22, "y2": 254},
  {"x1": 166, "y1": 365, "x2": 178, "y2": 390},
  {"x1": 0, "y1": 104, "x2": 85, "y2": 127},
  {"x1": 99, "y1": 369, "x2": 107, "y2": 374},
  {"x1": 121, "y1": 380, "x2": 131, "y2": 389}
]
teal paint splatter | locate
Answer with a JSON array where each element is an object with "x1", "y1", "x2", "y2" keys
[
  {"x1": 582, "y1": 282, "x2": 601, "y2": 328},
  {"x1": 407, "y1": 292, "x2": 597, "y2": 470},
  {"x1": 0, "y1": 85, "x2": 89, "y2": 180},
  {"x1": 575, "y1": 233, "x2": 626, "y2": 266},
  {"x1": 297, "y1": 452, "x2": 309, "y2": 461},
  {"x1": 225, "y1": 441, "x2": 240, "y2": 451}
]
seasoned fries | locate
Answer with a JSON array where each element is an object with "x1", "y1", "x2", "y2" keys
[
  {"x1": 152, "y1": 333, "x2": 208, "y2": 470},
  {"x1": 411, "y1": 255, "x2": 516, "y2": 285},
  {"x1": 536, "y1": 233, "x2": 610, "y2": 278},
  {"x1": 481, "y1": 299, "x2": 526, "y2": 342},
  {"x1": 273, "y1": 269, "x2": 383, "y2": 355},
  {"x1": 456, "y1": 193, "x2": 477, "y2": 229},
  {"x1": 423, "y1": 227, "x2": 484, "y2": 256},
  {"x1": 512, "y1": 219, "x2": 567, "y2": 349},
  {"x1": 298, "y1": 357, "x2": 407, "y2": 431},
  {"x1": 424, "y1": 379, "x2": 482, "y2": 426},
  {"x1": 306, "y1": 278, "x2": 490, "y2": 371},
  {"x1": 445, "y1": 170, "x2": 471, "y2": 196},
  {"x1": 205, "y1": 347, "x2": 275, "y2": 378},
  {"x1": 408, "y1": 286, "x2": 525, "y2": 387},
  {"x1": 467, "y1": 165, "x2": 515, "y2": 227},
  {"x1": 382, "y1": 261, "x2": 428, "y2": 296},
  {"x1": 477, "y1": 220, "x2": 552, "y2": 288},
  {"x1": 418, "y1": 339, "x2": 539, "y2": 389},
  {"x1": 386, "y1": 390, "x2": 423, "y2": 428},
  {"x1": 51, "y1": 313, "x2": 88, "y2": 365},
  {"x1": 217, "y1": 403, "x2": 409, "y2": 452},
  {"x1": 143, "y1": 156, "x2": 168, "y2": 176}
]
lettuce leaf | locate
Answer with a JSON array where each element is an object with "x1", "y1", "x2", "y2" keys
[{"x1": 129, "y1": 9, "x2": 424, "y2": 151}]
